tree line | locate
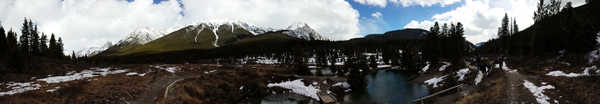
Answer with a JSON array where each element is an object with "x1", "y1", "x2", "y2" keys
[
  {"x1": 479, "y1": 0, "x2": 599, "y2": 57},
  {"x1": 0, "y1": 18, "x2": 66, "y2": 73},
  {"x1": 422, "y1": 21, "x2": 467, "y2": 64}
]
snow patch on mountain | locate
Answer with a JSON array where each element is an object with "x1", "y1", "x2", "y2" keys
[
  {"x1": 182, "y1": 20, "x2": 328, "y2": 40},
  {"x1": 77, "y1": 27, "x2": 168, "y2": 56},
  {"x1": 284, "y1": 23, "x2": 328, "y2": 40}
]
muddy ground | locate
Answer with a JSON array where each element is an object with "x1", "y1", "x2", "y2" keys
[
  {"x1": 0, "y1": 64, "x2": 348, "y2": 104},
  {"x1": 415, "y1": 57, "x2": 600, "y2": 104}
]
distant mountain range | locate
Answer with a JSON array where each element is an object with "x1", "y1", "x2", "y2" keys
[
  {"x1": 89, "y1": 22, "x2": 327, "y2": 56},
  {"x1": 84, "y1": 21, "x2": 476, "y2": 57}
]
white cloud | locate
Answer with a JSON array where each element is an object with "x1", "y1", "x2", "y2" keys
[
  {"x1": 403, "y1": 0, "x2": 586, "y2": 44},
  {"x1": 371, "y1": 11, "x2": 383, "y2": 18},
  {"x1": 354, "y1": 0, "x2": 388, "y2": 8},
  {"x1": 359, "y1": 16, "x2": 387, "y2": 36},
  {"x1": 396, "y1": 0, "x2": 462, "y2": 7},
  {"x1": 354, "y1": 0, "x2": 462, "y2": 7},
  {"x1": 0, "y1": 0, "x2": 360, "y2": 52}
]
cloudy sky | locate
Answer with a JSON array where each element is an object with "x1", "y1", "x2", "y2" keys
[{"x1": 0, "y1": 0, "x2": 587, "y2": 53}]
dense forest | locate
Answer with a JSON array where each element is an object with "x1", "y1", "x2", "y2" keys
[
  {"x1": 0, "y1": 19, "x2": 67, "y2": 75},
  {"x1": 478, "y1": 0, "x2": 600, "y2": 59}
]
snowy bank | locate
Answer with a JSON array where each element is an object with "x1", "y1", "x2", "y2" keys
[
  {"x1": 424, "y1": 75, "x2": 448, "y2": 88},
  {"x1": 37, "y1": 67, "x2": 128, "y2": 84},
  {"x1": 456, "y1": 68, "x2": 470, "y2": 81},
  {"x1": 0, "y1": 82, "x2": 41, "y2": 96},
  {"x1": 475, "y1": 71, "x2": 484, "y2": 85},
  {"x1": 439, "y1": 62, "x2": 451, "y2": 71},
  {"x1": 267, "y1": 79, "x2": 320, "y2": 101},
  {"x1": 421, "y1": 62, "x2": 430, "y2": 72},
  {"x1": 546, "y1": 66, "x2": 596, "y2": 77},
  {"x1": 523, "y1": 80, "x2": 555, "y2": 104}
]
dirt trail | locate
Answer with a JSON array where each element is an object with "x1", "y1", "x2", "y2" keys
[
  {"x1": 129, "y1": 73, "x2": 183, "y2": 104},
  {"x1": 505, "y1": 71, "x2": 524, "y2": 104},
  {"x1": 503, "y1": 64, "x2": 537, "y2": 104}
]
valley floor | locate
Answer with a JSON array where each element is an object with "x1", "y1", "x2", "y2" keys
[
  {"x1": 1, "y1": 56, "x2": 599, "y2": 104},
  {"x1": 416, "y1": 57, "x2": 600, "y2": 104},
  {"x1": 0, "y1": 64, "x2": 348, "y2": 104}
]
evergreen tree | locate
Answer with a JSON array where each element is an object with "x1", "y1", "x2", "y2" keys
[
  {"x1": 0, "y1": 25, "x2": 6, "y2": 57},
  {"x1": 57, "y1": 37, "x2": 64, "y2": 57},
  {"x1": 441, "y1": 23, "x2": 449, "y2": 37},
  {"x1": 49, "y1": 34, "x2": 57, "y2": 57},
  {"x1": 31, "y1": 25, "x2": 40, "y2": 55},
  {"x1": 40, "y1": 33, "x2": 48, "y2": 55},
  {"x1": 512, "y1": 17, "x2": 519, "y2": 34},
  {"x1": 424, "y1": 22, "x2": 441, "y2": 62},
  {"x1": 455, "y1": 22, "x2": 466, "y2": 58},
  {"x1": 71, "y1": 51, "x2": 77, "y2": 61},
  {"x1": 19, "y1": 19, "x2": 31, "y2": 57},
  {"x1": 534, "y1": 0, "x2": 547, "y2": 22},
  {"x1": 499, "y1": 13, "x2": 510, "y2": 38},
  {"x1": 549, "y1": 0, "x2": 562, "y2": 15},
  {"x1": 6, "y1": 30, "x2": 21, "y2": 71},
  {"x1": 7, "y1": 30, "x2": 18, "y2": 54}
]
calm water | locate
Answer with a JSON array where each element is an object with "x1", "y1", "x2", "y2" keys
[
  {"x1": 259, "y1": 69, "x2": 429, "y2": 104},
  {"x1": 346, "y1": 70, "x2": 429, "y2": 104}
]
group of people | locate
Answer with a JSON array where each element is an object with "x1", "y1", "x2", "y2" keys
[{"x1": 472, "y1": 56, "x2": 507, "y2": 74}]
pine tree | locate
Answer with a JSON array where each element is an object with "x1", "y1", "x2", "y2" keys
[
  {"x1": 455, "y1": 22, "x2": 465, "y2": 56},
  {"x1": 19, "y1": 19, "x2": 31, "y2": 57},
  {"x1": 549, "y1": 0, "x2": 562, "y2": 15},
  {"x1": 534, "y1": 0, "x2": 546, "y2": 22},
  {"x1": 31, "y1": 25, "x2": 40, "y2": 55},
  {"x1": 499, "y1": 13, "x2": 510, "y2": 38},
  {"x1": 49, "y1": 34, "x2": 56, "y2": 57},
  {"x1": 441, "y1": 23, "x2": 449, "y2": 37},
  {"x1": 57, "y1": 37, "x2": 64, "y2": 57},
  {"x1": 0, "y1": 25, "x2": 6, "y2": 57},
  {"x1": 71, "y1": 51, "x2": 76, "y2": 61},
  {"x1": 7, "y1": 30, "x2": 18, "y2": 53},
  {"x1": 40, "y1": 33, "x2": 48, "y2": 55},
  {"x1": 512, "y1": 17, "x2": 519, "y2": 34}
]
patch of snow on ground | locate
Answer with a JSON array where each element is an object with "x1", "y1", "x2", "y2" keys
[
  {"x1": 332, "y1": 82, "x2": 350, "y2": 88},
  {"x1": 439, "y1": 62, "x2": 451, "y2": 71},
  {"x1": 0, "y1": 82, "x2": 42, "y2": 96},
  {"x1": 424, "y1": 75, "x2": 448, "y2": 88},
  {"x1": 523, "y1": 80, "x2": 555, "y2": 104},
  {"x1": 37, "y1": 67, "x2": 128, "y2": 84},
  {"x1": 421, "y1": 62, "x2": 430, "y2": 72},
  {"x1": 502, "y1": 62, "x2": 517, "y2": 72},
  {"x1": 267, "y1": 79, "x2": 320, "y2": 101},
  {"x1": 126, "y1": 72, "x2": 146, "y2": 76},
  {"x1": 456, "y1": 68, "x2": 470, "y2": 81},
  {"x1": 164, "y1": 67, "x2": 178, "y2": 73},
  {"x1": 546, "y1": 66, "x2": 594, "y2": 77},
  {"x1": 126, "y1": 72, "x2": 139, "y2": 76},
  {"x1": 475, "y1": 71, "x2": 484, "y2": 85},
  {"x1": 204, "y1": 70, "x2": 217, "y2": 74},
  {"x1": 377, "y1": 65, "x2": 392, "y2": 68},
  {"x1": 46, "y1": 86, "x2": 61, "y2": 92}
]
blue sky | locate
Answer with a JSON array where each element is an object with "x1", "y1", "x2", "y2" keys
[
  {"x1": 0, "y1": 0, "x2": 587, "y2": 52},
  {"x1": 347, "y1": 0, "x2": 462, "y2": 35},
  {"x1": 147, "y1": 0, "x2": 463, "y2": 35}
]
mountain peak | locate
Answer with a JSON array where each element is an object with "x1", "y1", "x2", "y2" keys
[{"x1": 284, "y1": 23, "x2": 328, "y2": 40}]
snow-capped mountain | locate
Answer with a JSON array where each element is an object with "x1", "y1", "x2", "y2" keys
[
  {"x1": 80, "y1": 27, "x2": 168, "y2": 56},
  {"x1": 123, "y1": 27, "x2": 167, "y2": 45},
  {"x1": 76, "y1": 42, "x2": 113, "y2": 57},
  {"x1": 93, "y1": 21, "x2": 330, "y2": 56},
  {"x1": 284, "y1": 23, "x2": 328, "y2": 40},
  {"x1": 183, "y1": 21, "x2": 328, "y2": 41}
]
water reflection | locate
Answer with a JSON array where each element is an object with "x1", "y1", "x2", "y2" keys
[{"x1": 346, "y1": 70, "x2": 429, "y2": 104}]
